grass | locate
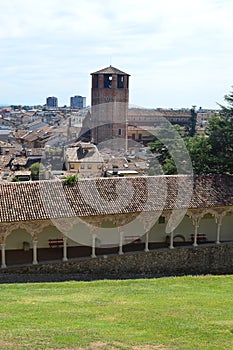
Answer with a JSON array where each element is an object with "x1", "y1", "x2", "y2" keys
[{"x1": 0, "y1": 276, "x2": 233, "y2": 349}]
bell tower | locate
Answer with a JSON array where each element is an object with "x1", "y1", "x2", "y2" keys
[{"x1": 90, "y1": 66, "x2": 130, "y2": 147}]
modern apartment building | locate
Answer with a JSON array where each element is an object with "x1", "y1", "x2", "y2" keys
[
  {"x1": 46, "y1": 96, "x2": 58, "y2": 108},
  {"x1": 70, "y1": 95, "x2": 86, "y2": 109}
]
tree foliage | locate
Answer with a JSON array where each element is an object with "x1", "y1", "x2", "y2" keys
[
  {"x1": 30, "y1": 162, "x2": 44, "y2": 180},
  {"x1": 62, "y1": 174, "x2": 78, "y2": 185},
  {"x1": 184, "y1": 136, "x2": 212, "y2": 174},
  {"x1": 148, "y1": 89, "x2": 233, "y2": 175},
  {"x1": 185, "y1": 107, "x2": 197, "y2": 137},
  {"x1": 11, "y1": 177, "x2": 20, "y2": 182},
  {"x1": 207, "y1": 115, "x2": 233, "y2": 174},
  {"x1": 218, "y1": 88, "x2": 233, "y2": 119}
]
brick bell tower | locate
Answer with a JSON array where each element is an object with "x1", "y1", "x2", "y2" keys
[{"x1": 90, "y1": 65, "x2": 130, "y2": 147}]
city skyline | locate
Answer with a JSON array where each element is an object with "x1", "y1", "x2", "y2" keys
[{"x1": 1, "y1": 0, "x2": 233, "y2": 109}]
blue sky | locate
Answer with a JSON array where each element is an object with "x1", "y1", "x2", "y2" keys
[{"x1": 0, "y1": 0, "x2": 233, "y2": 108}]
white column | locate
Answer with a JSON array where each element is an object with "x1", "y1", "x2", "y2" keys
[
  {"x1": 32, "y1": 240, "x2": 38, "y2": 265},
  {"x1": 62, "y1": 236, "x2": 68, "y2": 262},
  {"x1": 216, "y1": 222, "x2": 222, "y2": 244},
  {"x1": 170, "y1": 230, "x2": 175, "y2": 249},
  {"x1": 91, "y1": 234, "x2": 96, "y2": 258},
  {"x1": 1, "y1": 243, "x2": 6, "y2": 268},
  {"x1": 193, "y1": 224, "x2": 198, "y2": 247},
  {"x1": 144, "y1": 232, "x2": 149, "y2": 252},
  {"x1": 119, "y1": 229, "x2": 124, "y2": 255}
]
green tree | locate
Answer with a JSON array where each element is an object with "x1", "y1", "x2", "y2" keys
[
  {"x1": 162, "y1": 158, "x2": 177, "y2": 175},
  {"x1": 203, "y1": 88, "x2": 233, "y2": 173},
  {"x1": 30, "y1": 162, "x2": 44, "y2": 180},
  {"x1": 218, "y1": 88, "x2": 233, "y2": 119},
  {"x1": 184, "y1": 136, "x2": 212, "y2": 174},
  {"x1": 148, "y1": 138, "x2": 178, "y2": 175},
  {"x1": 11, "y1": 177, "x2": 20, "y2": 182},
  {"x1": 185, "y1": 106, "x2": 197, "y2": 137},
  {"x1": 206, "y1": 115, "x2": 233, "y2": 173}
]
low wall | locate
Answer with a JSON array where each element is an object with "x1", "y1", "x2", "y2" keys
[{"x1": 1, "y1": 243, "x2": 233, "y2": 283}]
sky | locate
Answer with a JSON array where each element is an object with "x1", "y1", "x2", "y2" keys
[{"x1": 0, "y1": 0, "x2": 233, "y2": 109}]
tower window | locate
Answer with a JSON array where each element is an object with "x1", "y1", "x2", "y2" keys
[
  {"x1": 93, "y1": 74, "x2": 98, "y2": 88},
  {"x1": 118, "y1": 129, "x2": 122, "y2": 136},
  {"x1": 126, "y1": 76, "x2": 129, "y2": 88},
  {"x1": 117, "y1": 75, "x2": 124, "y2": 88},
  {"x1": 104, "y1": 74, "x2": 112, "y2": 88}
]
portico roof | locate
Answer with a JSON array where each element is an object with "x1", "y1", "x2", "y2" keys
[{"x1": 0, "y1": 174, "x2": 232, "y2": 223}]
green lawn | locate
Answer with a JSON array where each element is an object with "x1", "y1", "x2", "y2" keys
[{"x1": 0, "y1": 276, "x2": 233, "y2": 349}]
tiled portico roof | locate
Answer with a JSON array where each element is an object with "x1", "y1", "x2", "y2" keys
[{"x1": 0, "y1": 174, "x2": 232, "y2": 223}]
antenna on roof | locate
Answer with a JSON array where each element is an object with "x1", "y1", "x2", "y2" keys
[{"x1": 110, "y1": 56, "x2": 112, "y2": 66}]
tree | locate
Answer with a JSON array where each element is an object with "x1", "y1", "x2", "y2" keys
[
  {"x1": 162, "y1": 158, "x2": 177, "y2": 175},
  {"x1": 218, "y1": 88, "x2": 233, "y2": 119},
  {"x1": 148, "y1": 139, "x2": 178, "y2": 175},
  {"x1": 185, "y1": 106, "x2": 197, "y2": 137},
  {"x1": 30, "y1": 162, "x2": 44, "y2": 180},
  {"x1": 147, "y1": 89, "x2": 233, "y2": 175},
  {"x1": 206, "y1": 115, "x2": 233, "y2": 173},
  {"x1": 203, "y1": 88, "x2": 233, "y2": 174},
  {"x1": 184, "y1": 136, "x2": 212, "y2": 174}
]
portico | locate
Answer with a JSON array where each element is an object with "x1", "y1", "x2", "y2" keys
[{"x1": 0, "y1": 174, "x2": 232, "y2": 268}]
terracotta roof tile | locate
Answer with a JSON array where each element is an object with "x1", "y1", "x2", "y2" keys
[
  {"x1": 0, "y1": 175, "x2": 232, "y2": 223},
  {"x1": 91, "y1": 65, "x2": 130, "y2": 76}
]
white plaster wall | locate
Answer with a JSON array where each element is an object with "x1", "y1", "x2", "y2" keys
[
  {"x1": 5, "y1": 224, "x2": 83, "y2": 250},
  {"x1": 3, "y1": 212, "x2": 233, "y2": 250},
  {"x1": 147, "y1": 215, "x2": 194, "y2": 243},
  {"x1": 38, "y1": 225, "x2": 83, "y2": 248},
  {"x1": 221, "y1": 213, "x2": 233, "y2": 241},
  {"x1": 148, "y1": 221, "x2": 168, "y2": 242},
  {"x1": 6, "y1": 229, "x2": 32, "y2": 250},
  {"x1": 173, "y1": 216, "x2": 193, "y2": 241},
  {"x1": 198, "y1": 216, "x2": 217, "y2": 241},
  {"x1": 38, "y1": 226, "x2": 63, "y2": 248}
]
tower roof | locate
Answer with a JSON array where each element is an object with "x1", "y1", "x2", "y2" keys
[{"x1": 91, "y1": 65, "x2": 130, "y2": 76}]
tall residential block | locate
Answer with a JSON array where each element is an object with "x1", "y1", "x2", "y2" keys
[
  {"x1": 70, "y1": 95, "x2": 86, "y2": 109},
  {"x1": 46, "y1": 96, "x2": 58, "y2": 108}
]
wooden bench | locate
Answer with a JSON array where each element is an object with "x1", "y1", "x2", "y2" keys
[
  {"x1": 190, "y1": 233, "x2": 207, "y2": 243},
  {"x1": 48, "y1": 238, "x2": 64, "y2": 248}
]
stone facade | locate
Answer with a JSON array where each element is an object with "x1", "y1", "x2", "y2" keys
[{"x1": 1, "y1": 243, "x2": 233, "y2": 283}]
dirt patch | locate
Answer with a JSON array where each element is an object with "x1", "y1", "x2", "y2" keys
[
  {"x1": 87, "y1": 342, "x2": 169, "y2": 350},
  {"x1": 0, "y1": 340, "x2": 22, "y2": 349},
  {"x1": 132, "y1": 345, "x2": 169, "y2": 350},
  {"x1": 55, "y1": 342, "x2": 170, "y2": 350}
]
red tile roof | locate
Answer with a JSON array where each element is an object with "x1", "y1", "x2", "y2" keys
[
  {"x1": 91, "y1": 65, "x2": 130, "y2": 76},
  {"x1": 0, "y1": 175, "x2": 232, "y2": 223}
]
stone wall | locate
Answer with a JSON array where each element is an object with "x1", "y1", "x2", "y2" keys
[{"x1": 1, "y1": 243, "x2": 233, "y2": 283}]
